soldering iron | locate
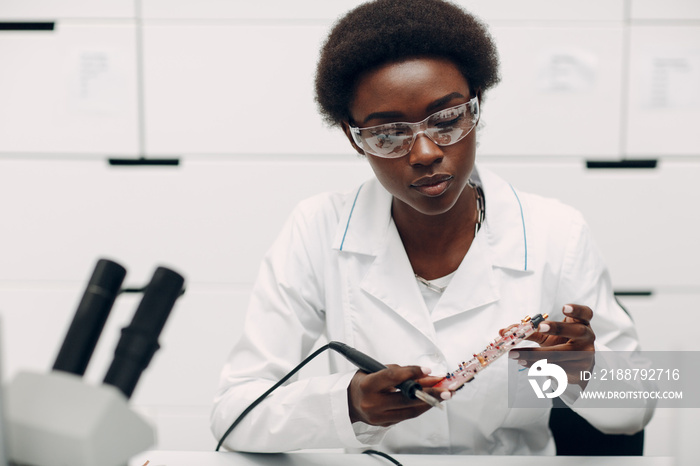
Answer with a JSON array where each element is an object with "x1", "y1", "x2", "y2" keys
[{"x1": 328, "y1": 341, "x2": 442, "y2": 409}]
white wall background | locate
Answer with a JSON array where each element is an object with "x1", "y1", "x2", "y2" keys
[{"x1": 0, "y1": 0, "x2": 699, "y2": 457}]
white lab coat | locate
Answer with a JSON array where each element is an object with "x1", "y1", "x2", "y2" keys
[{"x1": 211, "y1": 166, "x2": 652, "y2": 454}]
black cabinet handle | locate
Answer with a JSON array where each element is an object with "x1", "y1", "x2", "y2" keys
[
  {"x1": 586, "y1": 160, "x2": 658, "y2": 170},
  {"x1": 0, "y1": 22, "x2": 55, "y2": 31},
  {"x1": 108, "y1": 158, "x2": 180, "y2": 166}
]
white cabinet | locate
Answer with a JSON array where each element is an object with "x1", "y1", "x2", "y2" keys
[
  {"x1": 616, "y1": 292, "x2": 700, "y2": 351},
  {"x1": 142, "y1": 23, "x2": 350, "y2": 156},
  {"x1": 142, "y1": 8, "x2": 628, "y2": 158},
  {"x1": 140, "y1": 0, "x2": 626, "y2": 22},
  {"x1": 141, "y1": 0, "x2": 363, "y2": 20},
  {"x1": 461, "y1": 0, "x2": 625, "y2": 21},
  {"x1": 478, "y1": 26, "x2": 624, "y2": 158},
  {"x1": 0, "y1": 158, "x2": 373, "y2": 285},
  {"x1": 625, "y1": 25, "x2": 700, "y2": 157},
  {"x1": 631, "y1": 0, "x2": 700, "y2": 20},
  {"x1": 479, "y1": 160, "x2": 700, "y2": 290},
  {"x1": 0, "y1": 0, "x2": 134, "y2": 19},
  {"x1": 0, "y1": 22, "x2": 139, "y2": 155}
]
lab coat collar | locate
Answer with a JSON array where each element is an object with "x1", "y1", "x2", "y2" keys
[
  {"x1": 360, "y1": 220, "x2": 439, "y2": 343},
  {"x1": 331, "y1": 179, "x2": 437, "y2": 342},
  {"x1": 331, "y1": 178, "x2": 392, "y2": 256},
  {"x1": 428, "y1": 167, "x2": 534, "y2": 322},
  {"x1": 477, "y1": 167, "x2": 535, "y2": 273},
  {"x1": 331, "y1": 166, "x2": 533, "y2": 273},
  {"x1": 330, "y1": 166, "x2": 532, "y2": 339}
]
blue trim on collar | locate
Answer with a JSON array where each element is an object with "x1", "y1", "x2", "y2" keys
[
  {"x1": 340, "y1": 184, "x2": 364, "y2": 251},
  {"x1": 508, "y1": 184, "x2": 528, "y2": 271}
]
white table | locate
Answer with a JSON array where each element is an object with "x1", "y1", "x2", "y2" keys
[{"x1": 130, "y1": 451, "x2": 675, "y2": 466}]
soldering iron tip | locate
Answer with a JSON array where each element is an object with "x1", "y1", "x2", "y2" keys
[{"x1": 415, "y1": 390, "x2": 444, "y2": 410}]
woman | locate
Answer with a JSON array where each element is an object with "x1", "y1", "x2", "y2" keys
[{"x1": 211, "y1": 0, "x2": 651, "y2": 454}]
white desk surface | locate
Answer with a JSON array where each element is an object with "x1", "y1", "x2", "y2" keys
[{"x1": 130, "y1": 451, "x2": 675, "y2": 466}]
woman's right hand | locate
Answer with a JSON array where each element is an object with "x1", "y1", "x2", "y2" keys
[{"x1": 347, "y1": 365, "x2": 449, "y2": 426}]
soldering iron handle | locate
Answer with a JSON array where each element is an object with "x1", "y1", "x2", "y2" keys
[
  {"x1": 328, "y1": 341, "x2": 422, "y2": 399},
  {"x1": 329, "y1": 341, "x2": 386, "y2": 372}
]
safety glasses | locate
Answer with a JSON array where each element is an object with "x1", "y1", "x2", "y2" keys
[{"x1": 349, "y1": 97, "x2": 479, "y2": 158}]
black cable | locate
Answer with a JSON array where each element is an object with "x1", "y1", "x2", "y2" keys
[
  {"x1": 362, "y1": 449, "x2": 404, "y2": 466},
  {"x1": 215, "y1": 343, "x2": 331, "y2": 451},
  {"x1": 215, "y1": 342, "x2": 406, "y2": 466}
]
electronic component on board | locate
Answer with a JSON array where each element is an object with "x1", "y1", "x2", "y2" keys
[{"x1": 434, "y1": 313, "x2": 548, "y2": 392}]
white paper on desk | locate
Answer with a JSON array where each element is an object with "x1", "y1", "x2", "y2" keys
[
  {"x1": 637, "y1": 48, "x2": 700, "y2": 109},
  {"x1": 66, "y1": 48, "x2": 129, "y2": 115},
  {"x1": 536, "y1": 48, "x2": 598, "y2": 93}
]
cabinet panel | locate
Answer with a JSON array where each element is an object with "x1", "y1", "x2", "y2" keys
[
  {"x1": 478, "y1": 26, "x2": 624, "y2": 157},
  {"x1": 625, "y1": 26, "x2": 700, "y2": 157},
  {"x1": 479, "y1": 160, "x2": 700, "y2": 289},
  {"x1": 142, "y1": 23, "x2": 349, "y2": 156},
  {"x1": 0, "y1": 23, "x2": 139, "y2": 155},
  {"x1": 0, "y1": 0, "x2": 134, "y2": 19},
  {"x1": 0, "y1": 158, "x2": 373, "y2": 285},
  {"x1": 631, "y1": 0, "x2": 700, "y2": 20},
  {"x1": 143, "y1": 24, "x2": 627, "y2": 158},
  {"x1": 461, "y1": 0, "x2": 625, "y2": 21},
  {"x1": 616, "y1": 292, "x2": 700, "y2": 351},
  {"x1": 140, "y1": 0, "x2": 625, "y2": 22},
  {"x1": 141, "y1": 0, "x2": 362, "y2": 20}
]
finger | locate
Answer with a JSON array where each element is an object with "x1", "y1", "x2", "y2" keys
[
  {"x1": 366, "y1": 365, "x2": 430, "y2": 392},
  {"x1": 562, "y1": 304, "x2": 593, "y2": 325},
  {"x1": 415, "y1": 375, "x2": 447, "y2": 387},
  {"x1": 422, "y1": 385, "x2": 453, "y2": 401},
  {"x1": 536, "y1": 321, "x2": 594, "y2": 341},
  {"x1": 524, "y1": 330, "x2": 555, "y2": 346}
]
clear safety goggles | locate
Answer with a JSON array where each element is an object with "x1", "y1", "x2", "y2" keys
[{"x1": 349, "y1": 97, "x2": 480, "y2": 158}]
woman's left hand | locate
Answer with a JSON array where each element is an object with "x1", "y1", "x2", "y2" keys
[{"x1": 508, "y1": 304, "x2": 595, "y2": 388}]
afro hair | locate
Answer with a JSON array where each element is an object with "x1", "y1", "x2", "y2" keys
[{"x1": 315, "y1": 0, "x2": 500, "y2": 127}]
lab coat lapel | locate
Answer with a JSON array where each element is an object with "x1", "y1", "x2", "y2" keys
[
  {"x1": 431, "y1": 166, "x2": 535, "y2": 322},
  {"x1": 332, "y1": 178, "x2": 437, "y2": 343},
  {"x1": 359, "y1": 220, "x2": 437, "y2": 344},
  {"x1": 431, "y1": 232, "x2": 500, "y2": 322},
  {"x1": 331, "y1": 167, "x2": 535, "y2": 342}
]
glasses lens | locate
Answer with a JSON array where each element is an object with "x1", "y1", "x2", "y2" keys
[
  {"x1": 425, "y1": 102, "x2": 478, "y2": 146},
  {"x1": 351, "y1": 99, "x2": 479, "y2": 158},
  {"x1": 355, "y1": 124, "x2": 413, "y2": 158}
]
